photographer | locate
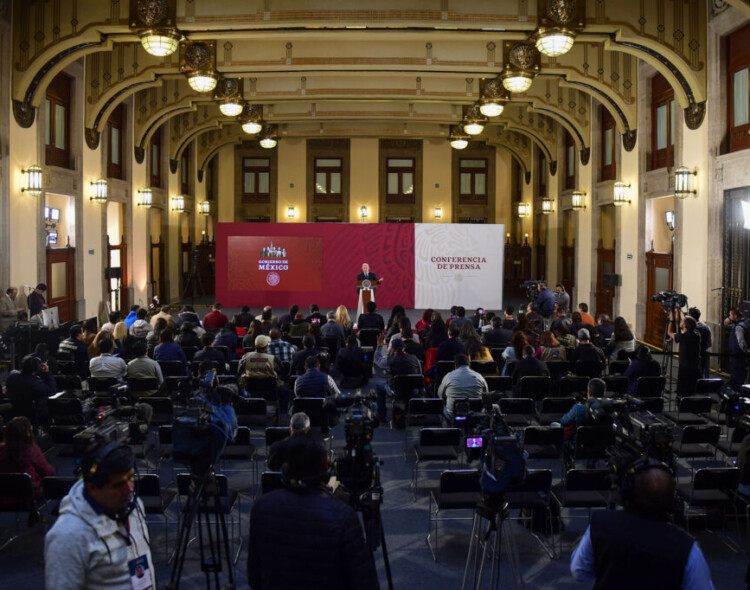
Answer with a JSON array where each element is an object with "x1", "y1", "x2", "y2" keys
[
  {"x1": 535, "y1": 281, "x2": 555, "y2": 329},
  {"x1": 688, "y1": 307, "x2": 712, "y2": 378},
  {"x1": 247, "y1": 436, "x2": 379, "y2": 590},
  {"x1": 45, "y1": 442, "x2": 154, "y2": 590},
  {"x1": 668, "y1": 309, "x2": 702, "y2": 395},
  {"x1": 570, "y1": 463, "x2": 714, "y2": 589},
  {"x1": 724, "y1": 308, "x2": 750, "y2": 392}
]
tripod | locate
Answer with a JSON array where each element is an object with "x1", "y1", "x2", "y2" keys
[
  {"x1": 167, "y1": 469, "x2": 235, "y2": 590},
  {"x1": 661, "y1": 309, "x2": 678, "y2": 394},
  {"x1": 336, "y1": 452, "x2": 394, "y2": 590},
  {"x1": 462, "y1": 493, "x2": 524, "y2": 590},
  {"x1": 182, "y1": 248, "x2": 205, "y2": 304}
]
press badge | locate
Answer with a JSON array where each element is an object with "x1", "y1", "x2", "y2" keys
[{"x1": 128, "y1": 555, "x2": 153, "y2": 590}]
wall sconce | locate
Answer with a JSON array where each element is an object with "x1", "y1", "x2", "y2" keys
[
  {"x1": 360, "y1": 206, "x2": 368, "y2": 222},
  {"x1": 674, "y1": 166, "x2": 697, "y2": 199},
  {"x1": 198, "y1": 200, "x2": 211, "y2": 216},
  {"x1": 287, "y1": 206, "x2": 296, "y2": 219},
  {"x1": 89, "y1": 179, "x2": 108, "y2": 204},
  {"x1": 571, "y1": 190, "x2": 587, "y2": 211},
  {"x1": 137, "y1": 188, "x2": 153, "y2": 208},
  {"x1": 613, "y1": 181, "x2": 631, "y2": 206},
  {"x1": 434, "y1": 206, "x2": 442, "y2": 220},
  {"x1": 523, "y1": 232, "x2": 530, "y2": 246},
  {"x1": 665, "y1": 210, "x2": 675, "y2": 232},
  {"x1": 506, "y1": 232, "x2": 511, "y2": 244},
  {"x1": 541, "y1": 197, "x2": 554, "y2": 214},
  {"x1": 21, "y1": 165, "x2": 44, "y2": 197},
  {"x1": 171, "y1": 195, "x2": 186, "y2": 213},
  {"x1": 516, "y1": 202, "x2": 531, "y2": 218}
]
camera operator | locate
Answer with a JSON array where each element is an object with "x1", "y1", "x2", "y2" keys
[
  {"x1": 45, "y1": 442, "x2": 154, "y2": 590},
  {"x1": 535, "y1": 281, "x2": 555, "y2": 330},
  {"x1": 267, "y1": 412, "x2": 313, "y2": 471},
  {"x1": 687, "y1": 307, "x2": 712, "y2": 378},
  {"x1": 724, "y1": 308, "x2": 750, "y2": 392},
  {"x1": 554, "y1": 283, "x2": 570, "y2": 316},
  {"x1": 667, "y1": 309, "x2": 702, "y2": 395},
  {"x1": 247, "y1": 436, "x2": 379, "y2": 590},
  {"x1": 570, "y1": 463, "x2": 714, "y2": 589}
]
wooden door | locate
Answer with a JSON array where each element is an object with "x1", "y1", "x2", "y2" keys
[
  {"x1": 645, "y1": 246, "x2": 674, "y2": 346},
  {"x1": 149, "y1": 236, "x2": 166, "y2": 304},
  {"x1": 504, "y1": 243, "x2": 532, "y2": 299},
  {"x1": 595, "y1": 240, "x2": 615, "y2": 317},
  {"x1": 197, "y1": 237, "x2": 216, "y2": 296},
  {"x1": 560, "y1": 242, "x2": 575, "y2": 305},
  {"x1": 180, "y1": 240, "x2": 193, "y2": 296},
  {"x1": 46, "y1": 245, "x2": 75, "y2": 321},
  {"x1": 535, "y1": 243, "x2": 547, "y2": 281},
  {"x1": 107, "y1": 236, "x2": 128, "y2": 313}
]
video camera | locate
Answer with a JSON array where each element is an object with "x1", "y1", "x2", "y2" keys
[
  {"x1": 72, "y1": 404, "x2": 150, "y2": 468},
  {"x1": 343, "y1": 391, "x2": 379, "y2": 451},
  {"x1": 721, "y1": 392, "x2": 750, "y2": 428},
  {"x1": 651, "y1": 290, "x2": 688, "y2": 310},
  {"x1": 521, "y1": 279, "x2": 542, "y2": 301}
]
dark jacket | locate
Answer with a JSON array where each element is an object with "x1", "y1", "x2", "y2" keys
[
  {"x1": 511, "y1": 356, "x2": 550, "y2": 393},
  {"x1": 569, "y1": 344, "x2": 606, "y2": 368},
  {"x1": 435, "y1": 338, "x2": 466, "y2": 364},
  {"x1": 483, "y1": 327, "x2": 513, "y2": 349},
  {"x1": 193, "y1": 347, "x2": 227, "y2": 373},
  {"x1": 335, "y1": 346, "x2": 367, "y2": 378},
  {"x1": 294, "y1": 368, "x2": 333, "y2": 398},
  {"x1": 57, "y1": 337, "x2": 90, "y2": 379},
  {"x1": 247, "y1": 486, "x2": 379, "y2": 590},
  {"x1": 5, "y1": 370, "x2": 55, "y2": 427},
  {"x1": 356, "y1": 312, "x2": 385, "y2": 331},
  {"x1": 175, "y1": 330, "x2": 202, "y2": 350},
  {"x1": 291, "y1": 348, "x2": 319, "y2": 376}
]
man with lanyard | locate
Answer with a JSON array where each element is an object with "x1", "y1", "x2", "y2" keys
[{"x1": 45, "y1": 442, "x2": 154, "y2": 589}]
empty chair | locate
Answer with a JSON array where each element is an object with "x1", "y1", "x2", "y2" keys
[
  {"x1": 694, "y1": 378, "x2": 724, "y2": 396},
  {"x1": 135, "y1": 474, "x2": 177, "y2": 553},
  {"x1": 126, "y1": 377, "x2": 161, "y2": 397},
  {"x1": 55, "y1": 360, "x2": 78, "y2": 376},
  {"x1": 634, "y1": 376, "x2": 666, "y2": 398},
  {"x1": 607, "y1": 360, "x2": 630, "y2": 375},
  {"x1": 412, "y1": 428, "x2": 462, "y2": 500},
  {"x1": 235, "y1": 398, "x2": 269, "y2": 429},
  {"x1": 676, "y1": 467, "x2": 740, "y2": 533},
  {"x1": 498, "y1": 398, "x2": 535, "y2": 428},
  {"x1": 404, "y1": 398, "x2": 445, "y2": 458},
  {"x1": 220, "y1": 426, "x2": 257, "y2": 483},
  {"x1": 505, "y1": 469, "x2": 556, "y2": 558},
  {"x1": 147, "y1": 397, "x2": 174, "y2": 426},
  {"x1": 559, "y1": 376, "x2": 589, "y2": 398},
  {"x1": 536, "y1": 397, "x2": 576, "y2": 426},
  {"x1": 567, "y1": 426, "x2": 615, "y2": 468},
  {"x1": 260, "y1": 471, "x2": 284, "y2": 495},
  {"x1": 241, "y1": 376, "x2": 277, "y2": 401},
  {"x1": 0, "y1": 473, "x2": 37, "y2": 552},
  {"x1": 392, "y1": 374, "x2": 425, "y2": 401},
  {"x1": 41, "y1": 476, "x2": 77, "y2": 527},
  {"x1": 427, "y1": 469, "x2": 481, "y2": 561},
  {"x1": 53, "y1": 374, "x2": 83, "y2": 393},
  {"x1": 158, "y1": 359, "x2": 186, "y2": 378},
  {"x1": 48, "y1": 425, "x2": 85, "y2": 457},
  {"x1": 545, "y1": 360, "x2": 571, "y2": 383},
  {"x1": 551, "y1": 468, "x2": 611, "y2": 530},
  {"x1": 87, "y1": 376, "x2": 120, "y2": 394},
  {"x1": 523, "y1": 426, "x2": 565, "y2": 460},
  {"x1": 469, "y1": 360, "x2": 499, "y2": 376},
  {"x1": 664, "y1": 396, "x2": 713, "y2": 425},
  {"x1": 673, "y1": 425, "x2": 721, "y2": 467},
  {"x1": 574, "y1": 360, "x2": 604, "y2": 379},
  {"x1": 602, "y1": 375, "x2": 629, "y2": 397},
  {"x1": 484, "y1": 375, "x2": 512, "y2": 394},
  {"x1": 715, "y1": 426, "x2": 750, "y2": 458},
  {"x1": 48, "y1": 397, "x2": 87, "y2": 426},
  {"x1": 519, "y1": 376, "x2": 552, "y2": 403}
]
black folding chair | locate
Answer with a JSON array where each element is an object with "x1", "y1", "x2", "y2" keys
[
  {"x1": 484, "y1": 375, "x2": 512, "y2": 394},
  {"x1": 412, "y1": 428, "x2": 462, "y2": 500},
  {"x1": 135, "y1": 474, "x2": 177, "y2": 555},
  {"x1": 664, "y1": 396, "x2": 713, "y2": 425},
  {"x1": 0, "y1": 473, "x2": 37, "y2": 552},
  {"x1": 573, "y1": 360, "x2": 604, "y2": 379},
  {"x1": 427, "y1": 469, "x2": 481, "y2": 561},
  {"x1": 634, "y1": 376, "x2": 666, "y2": 398},
  {"x1": 506, "y1": 469, "x2": 557, "y2": 557}
]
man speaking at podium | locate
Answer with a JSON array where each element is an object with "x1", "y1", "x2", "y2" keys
[
  {"x1": 356, "y1": 263, "x2": 383, "y2": 320},
  {"x1": 356, "y1": 263, "x2": 379, "y2": 285}
]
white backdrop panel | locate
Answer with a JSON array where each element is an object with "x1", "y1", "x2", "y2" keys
[{"x1": 414, "y1": 224, "x2": 504, "y2": 309}]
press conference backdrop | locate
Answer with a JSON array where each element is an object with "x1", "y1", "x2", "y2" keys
[{"x1": 215, "y1": 222, "x2": 504, "y2": 310}]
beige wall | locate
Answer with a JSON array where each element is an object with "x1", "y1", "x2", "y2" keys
[
  {"x1": 422, "y1": 139, "x2": 453, "y2": 223},
  {"x1": 277, "y1": 138, "x2": 308, "y2": 222},
  {"x1": 648, "y1": 196, "x2": 674, "y2": 253},
  {"x1": 46, "y1": 193, "x2": 75, "y2": 249},
  {"x1": 350, "y1": 138, "x2": 379, "y2": 222}
]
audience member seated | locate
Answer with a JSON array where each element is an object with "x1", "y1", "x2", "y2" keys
[
  {"x1": 483, "y1": 315, "x2": 513, "y2": 349},
  {"x1": 89, "y1": 338, "x2": 127, "y2": 382},
  {"x1": 176, "y1": 305, "x2": 201, "y2": 330},
  {"x1": 0, "y1": 416, "x2": 55, "y2": 507},
  {"x1": 112, "y1": 321, "x2": 133, "y2": 359},
  {"x1": 552, "y1": 322, "x2": 576, "y2": 349},
  {"x1": 391, "y1": 317, "x2": 425, "y2": 365},
  {"x1": 175, "y1": 321, "x2": 202, "y2": 350},
  {"x1": 259, "y1": 308, "x2": 276, "y2": 334},
  {"x1": 146, "y1": 317, "x2": 167, "y2": 355},
  {"x1": 449, "y1": 306, "x2": 470, "y2": 330},
  {"x1": 213, "y1": 324, "x2": 239, "y2": 361},
  {"x1": 502, "y1": 305, "x2": 517, "y2": 331},
  {"x1": 4, "y1": 310, "x2": 29, "y2": 341},
  {"x1": 511, "y1": 345, "x2": 550, "y2": 395},
  {"x1": 203, "y1": 302, "x2": 229, "y2": 330},
  {"x1": 288, "y1": 311, "x2": 312, "y2": 338},
  {"x1": 607, "y1": 316, "x2": 636, "y2": 362},
  {"x1": 439, "y1": 353, "x2": 488, "y2": 420},
  {"x1": 255, "y1": 305, "x2": 278, "y2": 324},
  {"x1": 415, "y1": 308, "x2": 433, "y2": 334},
  {"x1": 373, "y1": 336, "x2": 422, "y2": 422},
  {"x1": 237, "y1": 305, "x2": 254, "y2": 329},
  {"x1": 81, "y1": 319, "x2": 97, "y2": 348},
  {"x1": 569, "y1": 328, "x2": 606, "y2": 369},
  {"x1": 422, "y1": 312, "x2": 448, "y2": 349},
  {"x1": 623, "y1": 345, "x2": 662, "y2": 395},
  {"x1": 100, "y1": 311, "x2": 121, "y2": 333},
  {"x1": 193, "y1": 333, "x2": 227, "y2": 373},
  {"x1": 515, "y1": 313, "x2": 538, "y2": 347},
  {"x1": 238, "y1": 335, "x2": 284, "y2": 381},
  {"x1": 308, "y1": 322, "x2": 324, "y2": 349},
  {"x1": 124, "y1": 305, "x2": 139, "y2": 329},
  {"x1": 57, "y1": 323, "x2": 90, "y2": 380},
  {"x1": 153, "y1": 329, "x2": 188, "y2": 374},
  {"x1": 150, "y1": 305, "x2": 175, "y2": 330},
  {"x1": 32, "y1": 342, "x2": 58, "y2": 375},
  {"x1": 538, "y1": 330, "x2": 567, "y2": 362},
  {"x1": 335, "y1": 335, "x2": 369, "y2": 388},
  {"x1": 267, "y1": 412, "x2": 314, "y2": 471},
  {"x1": 357, "y1": 300, "x2": 385, "y2": 331},
  {"x1": 577, "y1": 303, "x2": 596, "y2": 327},
  {"x1": 268, "y1": 328, "x2": 296, "y2": 366},
  {"x1": 568, "y1": 311, "x2": 591, "y2": 339},
  {"x1": 306, "y1": 303, "x2": 327, "y2": 324},
  {"x1": 291, "y1": 333, "x2": 319, "y2": 376},
  {"x1": 335, "y1": 305, "x2": 353, "y2": 338},
  {"x1": 278, "y1": 304, "x2": 299, "y2": 334},
  {"x1": 525, "y1": 302, "x2": 543, "y2": 333},
  {"x1": 5, "y1": 354, "x2": 54, "y2": 430},
  {"x1": 435, "y1": 322, "x2": 466, "y2": 364},
  {"x1": 501, "y1": 332, "x2": 528, "y2": 376},
  {"x1": 294, "y1": 355, "x2": 341, "y2": 399},
  {"x1": 596, "y1": 314, "x2": 614, "y2": 342},
  {"x1": 242, "y1": 320, "x2": 264, "y2": 350},
  {"x1": 463, "y1": 327, "x2": 495, "y2": 365},
  {"x1": 321, "y1": 310, "x2": 346, "y2": 348},
  {"x1": 89, "y1": 329, "x2": 114, "y2": 359},
  {"x1": 128, "y1": 308, "x2": 152, "y2": 339},
  {"x1": 127, "y1": 339, "x2": 164, "y2": 396}
]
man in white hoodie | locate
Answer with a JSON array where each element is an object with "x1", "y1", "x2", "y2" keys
[{"x1": 45, "y1": 442, "x2": 154, "y2": 590}]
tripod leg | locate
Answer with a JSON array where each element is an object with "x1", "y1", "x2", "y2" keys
[{"x1": 379, "y1": 518, "x2": 394, "y2": 590}]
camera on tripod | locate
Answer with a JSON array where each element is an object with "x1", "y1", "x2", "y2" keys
[
  {"x1": 343, "y1": 391, "x2": 379, "y2": 449},
  {"x1": 521, "y1": 279, "x2": 542, "y2": 301},
  {"x1": 721, "y1": 393, "x2": 750, "y2": 428},
  {"x1": 651, "y1": 290, "x2": 688, "y2": 310},
  {"x1": 72, "y1": 405, "x2": 149, "y2": 468}
]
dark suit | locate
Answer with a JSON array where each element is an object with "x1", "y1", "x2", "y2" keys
[{"x1": 357, "y1": 271, "x2": 378, "y2": 282}]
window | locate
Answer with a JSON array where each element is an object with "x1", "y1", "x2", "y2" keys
[
  {"x1": 601, "y1": 106, "x2": 616, "y2": 181},
  {"x1": 385, "y1": 158, "x2": 415, "y2": 203},
  {"x1": 242, "y1": 158, "x2": 271, "y2": 202},
  {"x1": 729, "y1": 23, "x2": 750, "y2": 153},
  {"x1": 206, "y1": 156, "x2": 216, "y2": 201},
  {"x1": 537, "y1": 151, "x2": 547, "y2": 197},
  {"x1": 651, "y1": 74, "x2": 675, "y2": 169},
  {"x1": 180, "y1": 145, "x2": 190, "y2": 195},
  {"x1": 314, "y1": 158, "x2": 343, "y2": 201},
  {"x1": 107, "y1": 104, "x2": 124, "y2": 180},
  {"x1": 565, "y1": 132, "x2": 575, "y2": 190},
  {"x1": 45, "y1": 73, "x2": 71, "y2": 169},
  {"x1": 459, "y1": 159, "x2": 488, "y2": 204},
  {"x1": 150, "y1": 127, "x2": 162, "y2": 188}
]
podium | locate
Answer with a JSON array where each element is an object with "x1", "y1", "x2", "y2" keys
[{"x1": 356, "y1": 279, "x2": 381, "y2": 318}]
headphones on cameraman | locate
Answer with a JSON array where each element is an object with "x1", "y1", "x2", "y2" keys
[{"x1": 619, "y1": 456, "x2": 673, "y2": 513}]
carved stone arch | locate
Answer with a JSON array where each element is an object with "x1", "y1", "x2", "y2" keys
[
  {"x1": 88, "y1": 80, "x2": 163, "y2": 136},
  {"x1": 526, "y1": 106, "x2": 588, "y2": 152},
  {"x1": 501, "y1": 123, "x2": 555, "y2": 173},
  {"x1": 196, "y1": 136, "x2": 243, "y2": 182},
  {"x1": 134, "y1": 93, "x2": 210, "y2": 153},
  {"x1": 488, "y1": 141, "x2": 530, "y2": 184},
  {"x1": 171, "y1": 120, "x2": 224, "y2": 163},
  {"x1": 135, "y1": 106, "x2": 196, "y2": 157}
]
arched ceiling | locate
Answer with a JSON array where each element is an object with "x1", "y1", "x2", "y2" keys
[{"x1": 11, "y1": 0, "x2": 709, "y2": 162}]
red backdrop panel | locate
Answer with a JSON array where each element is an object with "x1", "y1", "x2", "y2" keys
[{"x1": 215, "y1": 222, "x2": 415, "y2": 309}]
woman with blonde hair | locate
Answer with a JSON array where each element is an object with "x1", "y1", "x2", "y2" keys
[
  {"x1": 88, "y1": 329, "x2": 114, "y2": 359},
  {"x1": 335, "y1": 305, "x2": 353, "y2": 337},
  {"x1": 112, "y1": 321, "x2": 129, "y2": 357}
]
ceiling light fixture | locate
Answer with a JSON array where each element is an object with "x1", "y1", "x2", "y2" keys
[
  {"x1": 259, "y1": 124, "x2": 278, "y2": 149},
  {"x1": 533, "y1": 0, "x2": 585, "y2": 57},
  {"x1": 478, "y1": 78, "x2": 508, "y2": 117},
  {"x1": 187, "y1": 70, "x2": 218, "y2": 93},
  {"x1": 140, "y1": 28, "x2": 181, "y2": 57},
  {"x1": 219, "y1": 98, "x2": 244, "y2": 117},
  {"x1": 449, "y1": 125, "x2": 469, "y2": 150},
  {"x1": 240, "y1": 104, "x2": 263, "y2": 135},
  {"x1": 501, "y1": 41, "x2": 540, "y2": 94},
  {"x1": 462, "y1": 104, "x2": 488, "y2": 136}
]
